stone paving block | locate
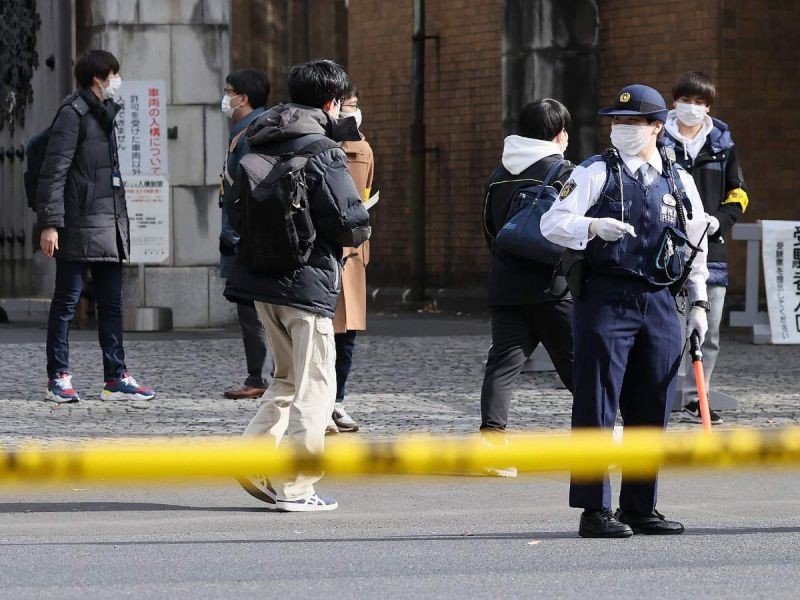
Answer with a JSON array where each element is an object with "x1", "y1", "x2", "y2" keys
[
  {"x1": 1, "y1": 327, "x2": 798, "y2": 442},
  {"x1": 167, "y1": 105, "x2": 205, "y2": 186},
  {"x1": 138, "y1": 0, "x2": 203, "y2": 24},
  {"x1": 171, "y1": 26, "x2": 227, "y2": 105},
  {"x1": 172, "y1": 186, "x2": 221, "y2": 267},
  {"x1": 90, "y1": 0, "x2": 139, "y2": 25},
  {"x1": 204, "y1": 105, "x2": 227, "y2": 186},
  {"x1": 208, "y1": 267, "x2": 236, "y2": 326},
  {"x1": 143, "y1": 266, "x2": 208, "y2": 327}
]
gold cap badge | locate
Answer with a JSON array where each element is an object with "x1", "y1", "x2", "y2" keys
[{"x1": 620, "y1": 92, "x2": 631, "y2": 103}]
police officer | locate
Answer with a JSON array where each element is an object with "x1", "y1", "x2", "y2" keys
[{"x1": 540, "y1": 84, "x2": 709, "y2": 538}]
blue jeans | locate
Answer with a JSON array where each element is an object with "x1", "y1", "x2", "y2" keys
[{"x1": 46, "y1": 260, "x2": 127, "y2": 380}]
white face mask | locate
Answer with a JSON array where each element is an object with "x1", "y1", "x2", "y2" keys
[
  {"x1": 675, "y1": 101, "x2": 708, "y2": 127},
  {"x1": 610, "y1": 123, "x2": 652, "y2": 156},
  {"x1": 343, "y1": 108, "x2": 362, "y2": 129},
  {"x1": 221, "y1": 94, "x2": 242, "y2": 118},
  {"x1": 102, "y1": 75, "x2": 122, "y2": 100}
]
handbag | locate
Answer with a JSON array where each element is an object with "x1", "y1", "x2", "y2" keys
[{"x1": 494, "y1": 158, "x2": 565, "y2": 265}]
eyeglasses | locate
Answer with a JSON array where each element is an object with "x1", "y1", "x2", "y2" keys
[{"x1": 341, "y1": 100, "x2": 359, "y2": 110}]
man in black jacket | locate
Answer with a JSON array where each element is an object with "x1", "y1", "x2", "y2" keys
[
  {"x1": 662, "y1": 72, "x2": 749, "y2": 425},
  {"x1": 37, "y1": 49, "x2": 154, "y2": 404},
  {"x1": 480, "y1": 99, "x2": 575, "y2": 474},
  {"x1": 226, "y1": 60, "x2": 369, "y2": 511}
]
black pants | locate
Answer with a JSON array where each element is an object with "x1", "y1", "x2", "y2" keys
[
  {"x1": 236, "y1": 302, "x2": 275, "y2": 389},
  {"x1": 480, "y1": 301, "x2": 574, "y2": 431},
  {"x1": 335, "y1": 330, "x2": 358, "y2": 403}
]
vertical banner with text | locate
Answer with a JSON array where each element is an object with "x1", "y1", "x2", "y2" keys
[
  {"x1": 117, "y1": 80, "x2": 170, "y2": 265},
  {"x1": 762, "y1": 220, "x2": 800, "y2": 344}
]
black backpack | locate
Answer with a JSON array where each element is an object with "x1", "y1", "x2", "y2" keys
[
  {"x1": 234, "y1": 136, "x2": 339, "y2": 275},
  {"x1": 24, "y1": 96, "x2": 87, "y2": 211}
]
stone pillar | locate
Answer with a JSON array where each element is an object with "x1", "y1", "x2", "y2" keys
[
  {"x1": 502, "y1": 0, "x2": 599, "y2": 162},
  {"x1": 78, "y1": 0, "x2": 234, "y2": 327}
]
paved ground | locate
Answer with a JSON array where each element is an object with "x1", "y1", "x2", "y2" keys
[
  {"x1": 0, "y1": 315, "x2": 799, "y2": 442},
  {"x1": 1, "y1": 473, "x2": 799, "y2": 599},
  {"x1": 1, "y1": 314, "x2": 799, "y2": 598}
]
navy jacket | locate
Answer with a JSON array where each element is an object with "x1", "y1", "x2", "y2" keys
[{"x1": 662, "y1": 118, "x2": 748, "y2": 272}]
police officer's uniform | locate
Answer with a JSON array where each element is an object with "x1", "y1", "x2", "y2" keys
[{"x1": 541, "y1": 85, "x2": 708, "y2": 536}]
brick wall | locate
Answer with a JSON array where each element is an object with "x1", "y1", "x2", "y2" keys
[
  {"x1": 348, "y1": 0, "x2": 502, "y2": 288},
  {"x1": 599, "y1": 0, "x2": 800, "y2": 295}
]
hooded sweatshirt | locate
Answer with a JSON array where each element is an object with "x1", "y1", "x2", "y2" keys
[
  {"x1": 664, "y1": 111, "x2": 714, "y2": 162},
  {"x1": 501, "y1": 135, "x2": 564, "y2": 175}
]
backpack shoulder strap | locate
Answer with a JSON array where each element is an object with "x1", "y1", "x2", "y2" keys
[{"x1": 536, "y1": 158, "x2": 567, "y2": 199}]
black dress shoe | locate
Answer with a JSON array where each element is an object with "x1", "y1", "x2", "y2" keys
[
  {"x1": 615, "y1": 508, "x2": 685, "y2": 535},
  {"x1": 579, "y1": 509, "x2": 634, "y2": 538}
]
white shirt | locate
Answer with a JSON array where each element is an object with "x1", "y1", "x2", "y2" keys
[{"x1": 540, "y1": 147, "x2": 708, "y2": 303}]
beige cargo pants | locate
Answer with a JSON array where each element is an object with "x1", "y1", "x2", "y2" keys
[{"x1": 244, "y1": 302, "x2": 337, "y2": 501}]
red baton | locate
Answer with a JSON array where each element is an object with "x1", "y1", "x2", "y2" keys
[{"x1": 689, "y1": 332, "x2": 712, "y2": 433}]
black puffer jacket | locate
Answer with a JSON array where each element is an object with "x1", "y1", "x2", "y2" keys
[
  {"x1": 224, "y1": 103, "x2": 370, "y2": 318},
  {"x1": 36, "y1": 89, "x2": 128, "y2": 262}
]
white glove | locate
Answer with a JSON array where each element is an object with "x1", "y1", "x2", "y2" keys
[
  {"x1": 589, "y1": 218, "x2": 637, "y2": 242},
  {"x1": 687, "y1": 306, "x2": 709, "y2": 346},
  {"x1": 705, "y1": 214, "x2": 720, "y2": 236}
]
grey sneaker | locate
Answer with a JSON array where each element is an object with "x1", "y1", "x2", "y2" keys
[{"x1": 332, "y1": 405, "x2": 359, "y2": 432}]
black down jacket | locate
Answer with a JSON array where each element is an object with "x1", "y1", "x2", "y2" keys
[
  {"x1": 36, "y1": 89, "x2": 129, "y2": 262},
  {"x1": 224, "y1": 103, "x2": 371, "y2": 318}
]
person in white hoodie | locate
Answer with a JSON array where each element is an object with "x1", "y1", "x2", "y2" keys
[{"x1": 479, "y1": 99, "x2": 575, "y2": 466}]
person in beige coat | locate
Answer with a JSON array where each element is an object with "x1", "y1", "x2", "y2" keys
[{"x1": 328, "y1": 83, "x2": 375, "y2": 434}]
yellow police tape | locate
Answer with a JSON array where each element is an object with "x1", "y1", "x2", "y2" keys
[{"x1": 2, "y1": 428, "x2": 800, "y2": 485}]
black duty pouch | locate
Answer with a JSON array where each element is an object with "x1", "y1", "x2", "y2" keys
[
  {"x1": 654, "y1": 226, "x2": 687, "y2": 285},
  {"x1": 558, "y1": 248, "x2": 587, "y2": 298}
]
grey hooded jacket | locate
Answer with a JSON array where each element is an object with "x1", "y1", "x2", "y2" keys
[{"x1": 223, "y1": 103, "x2": 371, "y2": 318}]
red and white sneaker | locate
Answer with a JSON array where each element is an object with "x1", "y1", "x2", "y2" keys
[
  {"x1": 45, "y1": 373, "x2": 80, "y2": 403},
  {"x1": 101, "y1": 373, "x2": 155, "y2": 401}
]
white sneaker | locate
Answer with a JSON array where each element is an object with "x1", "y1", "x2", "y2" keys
[
  {"x1": 480, "y1": 432, "x2": 517, "y2": 477},
  {"x1": 332, "y1": 404, "x2": 359, "y2": 432},
  {"x1": 276, "y1": 493, "x2": 338, "y2": 512},
  {"x1": 325, "y1": 416, "x2": 339, "y2": 435},
  {"x1": 235, "y1": 475, "x2": 277, "y2": 507},
  {"x1": 483, "y1": 466, "x2": 518, "y2": 478}
]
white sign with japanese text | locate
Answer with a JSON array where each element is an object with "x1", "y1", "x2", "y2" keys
[
  {"x1": 116, "y1": 80, "x2": 168, "y2": 177},
  {"x1": 125, "y1": 176, "x2": 170, "y2": 264},
  {"x1": 762, "y1": 220, "x2": 800, "y2": 344}
]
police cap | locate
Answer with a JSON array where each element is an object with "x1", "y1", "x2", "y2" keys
[{"x1": 598, "y1": 84, "x2": 668, "y2": 122}]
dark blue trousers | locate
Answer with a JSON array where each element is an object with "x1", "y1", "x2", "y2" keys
[
  {"x1": 46, "y1": 260, "x2": 126, "y2": 381},
  {"x1": 335, "y1": 330, "x2": 358, "y2": 402},
  {"x1": 569, "y1": 276, "x2": 682, "y2": 513}
]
